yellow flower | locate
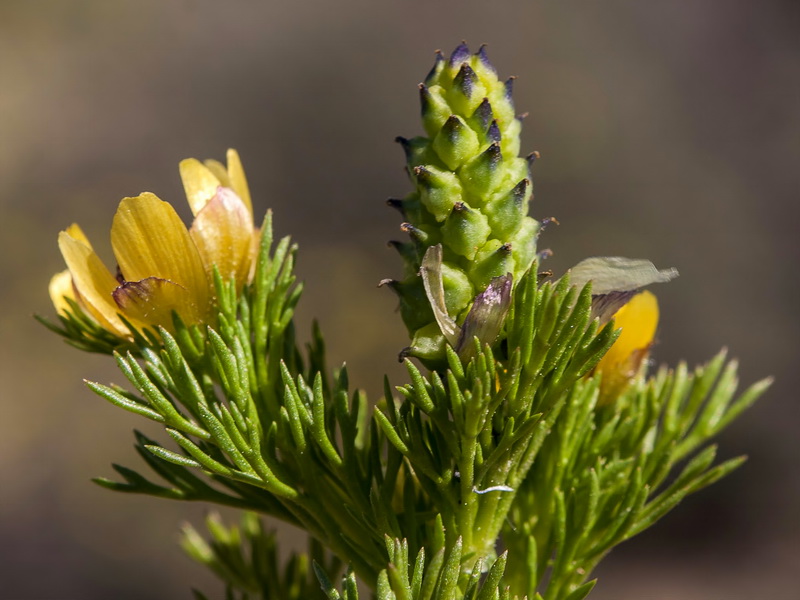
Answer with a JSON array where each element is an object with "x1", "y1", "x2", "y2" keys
[
  {"x1": 50, "y1": 149, "x2": 257, "y2": 339},
  {"x1": 594, "y1": 290, "x2": 659, "y2": 404}
]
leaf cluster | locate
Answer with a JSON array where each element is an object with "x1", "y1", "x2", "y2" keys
[
  {"x1": 503, "y1": 350, "x2": 770, "y2": 599},
  {"x1": 318, "y1": 535, "x2": 522, "y2": 600},
  {"x1": 53, "y1": 213, "x2": 769, "y2": 599},
  {"x1": 184, "y1": 512, "x2": 339, "y2": 600}
]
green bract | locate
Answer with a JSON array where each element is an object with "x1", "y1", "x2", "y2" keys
[{"x1": 386, "y1": 43, "x2": 539, "y2": 363}]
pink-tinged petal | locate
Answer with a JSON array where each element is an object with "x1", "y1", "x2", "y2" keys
[
  {"x1": 48, "y1": 269, "x2": 76, "y2": 316},
  {"x1": 226, "y1": 149, "x2": 252, "y2": 217},
  {"x1": 110, "y1": 193, "x2": 209, "y2": 321},
  {"x1": 190, "y1": 187, "x2": 254, "y2": 290},
  {"x1": 179, "y1": 158, "x2": 222, "y2": 216},
  {"x1": 113, "y1": 277, "x2": 207, "y2": 330},
  {"x1": 58, "y1": 230, "x2": 131, "y2": 336}
]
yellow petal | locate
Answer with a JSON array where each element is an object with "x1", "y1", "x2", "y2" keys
[
  {"x1": 595, "y1": 290, "x2": 659, "y2": 403},
  {"x1": 226, "y1": 149, "x2": 252, "y2": 216},
  {"x1": 189, "y1": 187, "x2": 254, "y2": 291},
  {"x1": 112, "y1": 277, "x2": 205, "y2": 331},
  {"x1": 110, "y1": 193, "x2": 210, "y2": 323},
  {"x1": 203, "y1": 159, "x2": 231, "y2": 188},
  {"x1": 58, "y1": 230, "x2": 130, "y2": 336},
  {"x1": 608, "y1": 290, "x2": 659, "y2": 363},
  {"x1": 179, "y1": 159, "x2": 222, "y2": 216},
  {"x1": 65, "y1": 223, "x2": 91, "y2": 247},
  {"x1": 48, "y1": 269, "x2": 76, "y2": 316}
]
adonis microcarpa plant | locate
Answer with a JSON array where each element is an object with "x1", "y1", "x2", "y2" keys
[{"x1": 41, "y1": 43, "x2": 770, "y2": 600}]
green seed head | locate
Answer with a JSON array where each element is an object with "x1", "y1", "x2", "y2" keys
[{"x1": 386, "y1": 43, "x2": 540, "y2": 362}]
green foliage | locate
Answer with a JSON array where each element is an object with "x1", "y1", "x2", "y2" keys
[
  {"x1": 89, "y1": 214, "x2": 395, "y2": 583},
  {"x1": 82, "y1": 210, "x2": 621, "y2": 585},
  {"x1": 73, "y1": 212, "x2": 767, "y2": 598},
  {"x1": 36, "y1": 295, "x2": 133, "y2": 355},
  {"x1": 503, "y1": 351, "x2": 769, "y2": 599},
  {"x1": 183, "y1": 513, "x2": 339, "y2": 600},
  {"x1": 315, "y1": 536, "x2": 523, "y2": 600},
  {"x1": 376, "y1": 271, "x2": 618, "y2": 569}
]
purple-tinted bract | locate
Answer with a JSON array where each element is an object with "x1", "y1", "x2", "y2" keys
[{"x1": 456, "y1": 274, "x2": 513, "y2": 360}]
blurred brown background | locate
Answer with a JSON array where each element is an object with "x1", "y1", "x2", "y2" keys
[{"x1": 1, "y1": 1, "x2": 798, "y2": 598}]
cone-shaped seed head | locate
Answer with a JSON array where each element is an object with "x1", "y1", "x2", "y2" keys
[{"x1": 387, "y1": 43, "x2": 540, "y2": 363}]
